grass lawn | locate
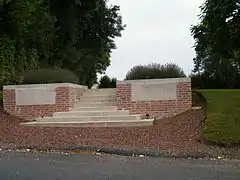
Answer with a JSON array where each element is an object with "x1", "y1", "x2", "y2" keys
[{"x1": 198, "y1": 89, "x2": 240, "y2": 145}]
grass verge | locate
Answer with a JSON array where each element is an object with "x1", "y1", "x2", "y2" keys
[{"x1": 198, "y1": 89, "x2": 240, "y2": 145}]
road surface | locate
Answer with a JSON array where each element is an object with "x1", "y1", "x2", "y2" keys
[{"x1": 0, "y1": 151, "x2": 239, "y2": 180}]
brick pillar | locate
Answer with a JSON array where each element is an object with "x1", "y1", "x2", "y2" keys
[
  {"x1": 3, "y1": 83, "x2": 87, "y2": 120},
  {"x1": 116, "y1": 78, "x2": 192, "y2": 119}
]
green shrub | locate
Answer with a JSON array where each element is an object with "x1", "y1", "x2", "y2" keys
[
  {"x1": 20, "y1": 68, "x2": 79, "y2": 84},
  {"x1": 98, "y1": 75, "x2": 117, "y2": 89},
  {"x1": 0, "y1": 91, "x2": 3, "y2": 107},
  {"x1": 125, "y1": 63, "x2": 186, "y2": 80},
  {"x1": 110, "y1": 78, "x2": 117, "y2": 87},
  {"x1": 191, "y1": 73, "x2": 240, "y2": 89},
  {"x1": 0, "y1": 36, "x2": 17, "y2": 88}
]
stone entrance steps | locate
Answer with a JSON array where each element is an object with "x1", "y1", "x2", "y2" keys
[
  {"x1": 83, "y1": 89, "x2": 116, "y2": 96},
  {"x1": 21, "y1": 119, "x2": 153, "y2": 128},
  {"x1": 21, "y1": 88, "x2": 154, "y2": 127},
  {"x1": 80, "y1": 98, "x2": 117, "y2": 103},
  {"x1": 76, "y1": 102, "x2": 117, "y2": 107},
  {"x1": 37, "y1": 114, "x2": 141, "y2": 122},
  {"x1": 71, "y1": 106, "x2": 117, "y2": 111},
  {"x1": 53, "y1": 110, "x2": 130, "y2": 117}
]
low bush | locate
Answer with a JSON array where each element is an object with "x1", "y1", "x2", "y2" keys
[
  {"x1": 125, "y1": 63, "x2": 186, "y2": 80},
  {"x1": 20, "y1": 68, "x2": 79, "y2": 84},
  {"x1": 98, "y1": 75, "x2": 117, "y2": 89},
  {"x1": 0, "y1": 91, "x2": 3, "y2": 107}
]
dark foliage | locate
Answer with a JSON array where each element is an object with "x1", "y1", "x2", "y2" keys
[
  {"x1": 98, "y1": 75, "x2": 117, "y2": 88},
  {"x1": 191, "y1": 73, "x2": 240, "y2": 89},
  {"x1": 191, "y1": 0, "x2": 240, "y2": 89},
  {"x1": 20, "y1": 68, "x2": 79, "y2": 84},
  {"x1": 0, "y1": 0, "x2": 125, "y2": 87}
]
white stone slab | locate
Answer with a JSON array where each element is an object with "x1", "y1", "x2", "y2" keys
[
  {"x1": 117, "y1": 77, "x2": 191, "y2": 85},
  {"x1": 3, "y1": 83, "x2": 88, "y2": 90},
  {"x1": 131, "y1": 82, "x2": 177, "y2": 101},
  {"x1": 16, "y1": 87, "x2": 56, "y2": 105}
]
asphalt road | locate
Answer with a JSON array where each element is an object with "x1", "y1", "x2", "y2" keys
[{"x1": 0, "y1": 151, "x2": 240, "y2": 180}]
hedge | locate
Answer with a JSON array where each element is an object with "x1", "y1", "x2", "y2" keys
[{"x1": 19, "y1": 68, "x2": 79, "y2": 84}]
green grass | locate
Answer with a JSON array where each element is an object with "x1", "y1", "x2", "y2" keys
[{"x1": 198, "y1": 89, "x2": 240, "y2": 145}]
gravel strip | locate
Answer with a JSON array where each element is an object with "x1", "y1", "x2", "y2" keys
[{"x1": 0, "y1": 108, "x2": 239, "y2": 159}]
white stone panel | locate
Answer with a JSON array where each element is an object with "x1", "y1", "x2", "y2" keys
[
  {"x1": 131, "y1": 82, "x2": 177, "y2": 101},
  {"x1": 3, "y1": 83, "x2": 88, "y2": 90},
  {"x1": 16, "y1": 87, "x2": 56, "y2": 105},
  {"x1": 117, "y1": 77, "x2": 191, "y2": 85}
]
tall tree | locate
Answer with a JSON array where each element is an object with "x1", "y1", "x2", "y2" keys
[
  {"x1": 0, "y1": 0, "x2": 56, "y2": 86},
  {"x1": 47, "y1": 0, "x2": 125, "y2": 87},
  {"x1": 0, "y1": 0, "x2": 125, "y2": 88},
  {"x1": 191, "y1": 0, "x2": 240, "y2": 88}
]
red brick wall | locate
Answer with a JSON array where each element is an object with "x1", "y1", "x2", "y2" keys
[
  {"x1": 116, "y1": 78, "x2": 192, "y2": 119},
  {"x1": 3, "y1": 84, "x2": 86, "y2": 120}
]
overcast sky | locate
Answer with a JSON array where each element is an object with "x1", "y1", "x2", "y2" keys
[{"x1": 103, "y1": 0, "x2": 205, "y2": 80}]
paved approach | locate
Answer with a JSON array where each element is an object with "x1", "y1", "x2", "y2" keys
[{"x1": 0, "y1": 151, "x2": 240, "y2": 180}]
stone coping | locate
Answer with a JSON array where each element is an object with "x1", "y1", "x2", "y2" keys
[
  {"x1": 3, "y1": 83, "x2": 88, "y2": 90},
  {"x1": 117, "y1": 77, "x2": 191, "y2": 85}
]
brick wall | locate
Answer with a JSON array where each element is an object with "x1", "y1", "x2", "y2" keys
[
  {"x1": 116, "y1": 78, "x2": 192, "y2": 119},
  {"x1": 3, "y1": 83, "x2": 87, "y2": 120}
]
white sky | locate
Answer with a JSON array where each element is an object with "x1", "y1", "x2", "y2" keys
[{"x1": 104, "y1": 0, "x2": 205, "y2": 80}]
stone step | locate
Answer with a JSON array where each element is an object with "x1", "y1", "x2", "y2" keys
[
  {"x1": 84, "y1": 90, "x2": 116, "y2": 95},
  {"x1": 71, "y1": 106, "x2": 117, "y2": 111},
  {"x1": 53, "y1": 110, "x2": 129, "y2": 117},
  {"x1": 80, "y1": 96, "x2": 116, "y2": 102},
  {"x1": 83, "y1": 93, "x2": 116, "y2": 97},
  {"x1": 37, "y1": 115, "x2": 141, "y2": 122},
  {"x1": 81, "y1": 94, "x2": 116, "y2": 98},
  {"x1": 79, "y1": 98, "x2": 117, "y2": 103},
  {"x1": 21, "y1": 119, "x2": 154, "y2": 128},
  {"x1": 81, "y1": 94, "x2": 116, "y2": 99},
  {"x1": 76, "y1": 102, "x2": 117, "y2": 107},
  {"x1": 88, "y1": 88, "x2": 116, "y2": 92}
]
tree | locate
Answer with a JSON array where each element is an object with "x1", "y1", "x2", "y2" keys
[
  {"x1": 98, "y1": 75, "x2": 117, "y2": 89},
  {"x1": 191, "y1": 0, "x2": 240, "y2": 88},
  {"x1": 0, "y1": 0, "x2": 57, "y2": 88},
  {"x1": 0, "y1": 36, "x2": 17, "y2": 88},
  {"x1": 0, "y1": 0, "x2": 125, "y2": 88},
  {"x1": 47, "y1": 0, "x2": 125, "y2": 87},
  {"x1": 125, "y1": 63, "x2": 186, "y2": 80}
]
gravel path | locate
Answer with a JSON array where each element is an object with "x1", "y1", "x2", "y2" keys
[{"x1": 0, "y1": 108, "x2": 239, "y2": 158}]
